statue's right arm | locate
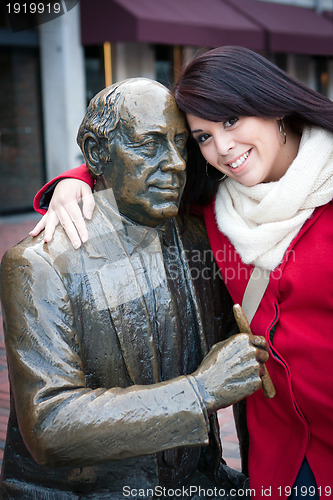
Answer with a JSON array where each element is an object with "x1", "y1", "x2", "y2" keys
[
  {"x1": 30, "y1": 164, "x2": 95, "y2": 248},
  {"x1": 0, "y1": 244, "x2": 209, "y2": 467}
]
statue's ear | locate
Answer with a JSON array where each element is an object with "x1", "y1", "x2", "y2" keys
[{"x1": 82, "y1": 132, "x2": 110, "y2": 177}]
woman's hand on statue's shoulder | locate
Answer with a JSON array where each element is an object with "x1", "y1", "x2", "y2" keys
[{"x1": 30, "y1": 178, "x2": 95, "y2": 249}]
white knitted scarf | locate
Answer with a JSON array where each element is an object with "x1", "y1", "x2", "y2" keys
[{"x1": 214, "y1": 126, "x2": 333, "y2": 271}]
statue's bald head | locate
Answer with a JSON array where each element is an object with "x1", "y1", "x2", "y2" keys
[
  {"x1": 77, "y1": 78, "x2": 177, "y2": 150},
  {"x1": 77, "y1": 78, "x2": 188, "y2": 227}
]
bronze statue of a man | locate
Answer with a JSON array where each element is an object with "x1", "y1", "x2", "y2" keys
[{"x1": 0, "y1": 79, "x2": 268, "y2": 499}]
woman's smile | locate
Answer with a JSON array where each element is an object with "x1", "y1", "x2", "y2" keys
[{"x1": 225, "y1": 149, "x2": 251, "y2": 172}]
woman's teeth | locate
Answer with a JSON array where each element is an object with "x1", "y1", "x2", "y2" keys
[{"x1": 229, "y1": 151, "x2": 249, "y2": 169}]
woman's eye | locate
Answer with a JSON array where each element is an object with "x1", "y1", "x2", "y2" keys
[
  {"x1": 196, "y1": 133, "x2": 210, "y2": 144},
  {"x1": 224, "y1": 117, "x2": 239, "y2": 128}
]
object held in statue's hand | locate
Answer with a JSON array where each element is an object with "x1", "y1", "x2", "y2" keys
[{"x1": 233, "y1": 304, "x2": 276, "y2": 399}]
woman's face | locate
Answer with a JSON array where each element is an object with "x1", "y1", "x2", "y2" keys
[{"x1": 187, "y1": 114, "x2": 294, "y2": 186}]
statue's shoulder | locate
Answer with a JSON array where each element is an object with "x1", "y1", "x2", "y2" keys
[
  {"x1": 1, "y1": 226, "x2": 74, "y2": 272},
  {"x1": 174, "y1": 214, "x2": 209, "y2": 247}
]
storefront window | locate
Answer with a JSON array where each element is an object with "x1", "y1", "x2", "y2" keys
[
  {"x1": 155, "y1": 45, "x2": 173, "y2": 87},
  {"x1": 84, "y1": 46, "x2": 105, "y2": 104},
  {"x1": 0, "y1": 46, "x2": 45, "y2": 214},
  {"x1": 314, "y1": 56, "x2": 329, "y2": 96}
]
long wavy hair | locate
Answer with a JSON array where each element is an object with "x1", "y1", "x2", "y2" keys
[{"x1": 174, "y1": 46, "x2": 333, "y2": 211}]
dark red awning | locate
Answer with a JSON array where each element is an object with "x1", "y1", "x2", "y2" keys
[
  {"x1": 224, "y1": 0, "x2": 333, "y2": 55},
  {"x1": 80, "y1": 0, "x2": 264, "y2": 50},
  {"x1": 324, "y1": 10, "x2": 333, "y2": 21}
]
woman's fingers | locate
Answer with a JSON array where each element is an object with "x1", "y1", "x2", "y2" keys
[
  {"x1": 30, "y1": 203, "x2": 89, "y2": 249},
  {"x1": 81, "y1": 185, "x2": 95, "y2": 221},
  {"x1": 56, "y1": 205, "x2": 83, "y2": 249},
  {"x1": 29, "y1": 179, "x2": 94, "y2": 248},
  {"x1": 29, "y1": 214, "x2": 48, "y2": 236},
  {"x1": 43, "y1": 211, "x2": 60, "y2": 242},
  {"x1": 62, "y1": 200, "x2": 89, "y2": 246}
]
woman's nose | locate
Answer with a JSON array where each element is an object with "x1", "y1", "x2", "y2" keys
[{"x1": 215, "y1": 132, "x2": 235, "y2": 156}]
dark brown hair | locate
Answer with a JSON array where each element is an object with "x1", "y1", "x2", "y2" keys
[{"x1": 174, "y1": 46, "x2": 333, "y2": 209}]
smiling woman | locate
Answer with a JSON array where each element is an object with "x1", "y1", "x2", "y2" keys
[
  {"x1": 174, "y1": 46, "x2": 333, "y2": 207},
  {"x1": 173, "y1": 45, "x2": 333, "y2": 500}
]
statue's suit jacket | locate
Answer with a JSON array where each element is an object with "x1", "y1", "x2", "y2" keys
[{"x1": 0, "y1": 191, "x2": 236, "y2": 499}]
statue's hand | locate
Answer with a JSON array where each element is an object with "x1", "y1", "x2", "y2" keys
[
  {"x1": 30, "y1": 179, "x2": 95, "y2": 248},
  {"x1": 191, "y1": 334, "x2": 269, "y2": 413}
]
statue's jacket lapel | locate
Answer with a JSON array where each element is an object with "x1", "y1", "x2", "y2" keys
[{"x1": 59, "y1": 191, "x2": 228, "y2": 393}]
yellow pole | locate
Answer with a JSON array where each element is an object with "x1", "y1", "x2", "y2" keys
[
  {"x1": 173, "y1": 45, "x2": 182, "y2": 83},
  {"x1": 103, "y1": 41, "x2": 112, "y2": 87}
]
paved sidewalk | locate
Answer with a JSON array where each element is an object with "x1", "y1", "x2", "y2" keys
[{"x1": 0, "y1": 214, "x2": 241, "y2": 471}]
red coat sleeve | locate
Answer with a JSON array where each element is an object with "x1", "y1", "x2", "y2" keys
[{"x1": 33, "y1": 164, "x2": 94, "y2": 215}]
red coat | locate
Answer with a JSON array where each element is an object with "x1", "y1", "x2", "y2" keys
[
  {"x1": 35, "y1": 165, "x2": 333, "y2": 498},
  {"x1": 33, "y1": 164, "x2": 94, "y2": 215},
  {"x1": 204, "y1": 200, "x2": 333, "y2": 499}
]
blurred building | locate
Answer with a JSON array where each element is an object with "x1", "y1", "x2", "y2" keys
[{"x1": 0, "y1": 0, "x2": 332, "y2": 214}]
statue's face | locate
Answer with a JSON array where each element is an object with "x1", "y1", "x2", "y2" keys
[{"x1": 102, "y1": 81, "x2": 188, "y2": 226}]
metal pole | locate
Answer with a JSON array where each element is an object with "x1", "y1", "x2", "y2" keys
[{"x1": 104, "y1": 42, "x2": 113, "y2": 87}]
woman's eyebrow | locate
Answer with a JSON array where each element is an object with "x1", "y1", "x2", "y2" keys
[{"x1": 191, "y1": 129, "x2": 203, "y2": 134}]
